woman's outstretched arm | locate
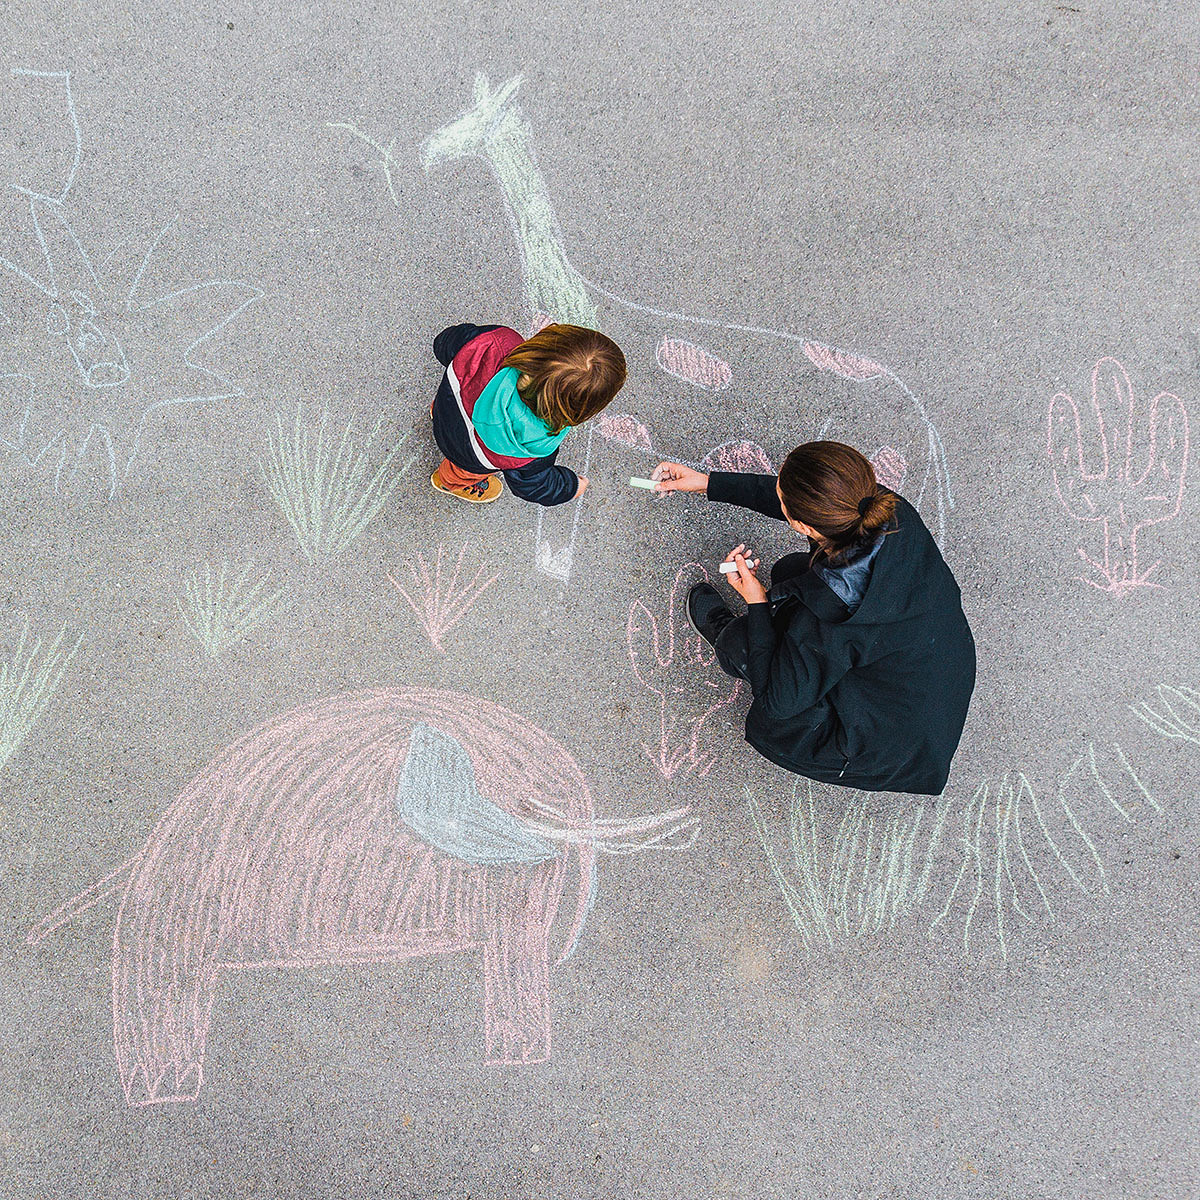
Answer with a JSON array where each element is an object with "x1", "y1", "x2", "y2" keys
[{"x1": 652, "y1": 462, "x2": 785, "y2": 521}]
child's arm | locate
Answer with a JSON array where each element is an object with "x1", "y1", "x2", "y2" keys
[{"x1": 503, "y1": 457, "x2": 580, "y2": 506}]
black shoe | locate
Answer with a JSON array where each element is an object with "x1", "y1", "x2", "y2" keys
[{"x1": 687, "y1": 583, "x2": 734, "y2": 644}]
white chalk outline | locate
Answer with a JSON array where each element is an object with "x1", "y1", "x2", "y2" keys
[{"x1": 0, "y1": 67, "x2": 265, "y2": 497}]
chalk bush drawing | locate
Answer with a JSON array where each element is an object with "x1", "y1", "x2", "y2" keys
[
  {"x1": 627, "y1": 565, "x2": 742, "y2": 779},
  {"x1": 260, "y1": 406, "x2": 415, "y2": 562},
  {"x1": 387, "y1": 543, "x2": 500, "y2": 653},
  {"x1": 747, "y1": 740, "x2": 1163, "y2": 962},
  {"x1": 176, "y1": 562, "x2": 287, "y2": 659},
  {"x1": 1047, "y1": 356, "x2": 1189, "y2": 593},
  {"x1": 1131, "y1": 682, "x2": 1200, "y2": 746},
  {"x1": 0, "y1": 68, "x2": 264, "y2": 498},
  {"x1": 28, "y1": 688, "x2": 697, "y2": 1105},
  {"x1": 0, "y1": 618, "x2": 81, "y2": 774},
  {"x1": 334, "y1": 73, "x2": 953, "y2": 581}
]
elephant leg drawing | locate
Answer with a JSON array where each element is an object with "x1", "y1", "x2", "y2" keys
[
  {"x1": 112, "y1": 908, "x2": 221, "y2": 1106},
  {"x1": 481, "y1": 873, "x2": 555, "y2": 1065}
]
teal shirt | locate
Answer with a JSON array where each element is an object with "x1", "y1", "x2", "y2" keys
[{"x1": 471, "y1": 368, "x2": 569, "y2": 460}]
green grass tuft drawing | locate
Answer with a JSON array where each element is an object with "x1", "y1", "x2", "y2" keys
[
  {"x1": 748, "y1": 739, "x2": 1163, "y2": 963},
  {"x1": 0, "y1": 619, "x2": 82, "y2": 773},
  {"x1": 1130, "y1": 683, "x2": 1200, "y2": 746},
  {"x1": 176, "y1": 562, "x2": 287, "y2": 658},
  {"x1": 260, "y1": 406, "x2": 416, "y2": 562}
]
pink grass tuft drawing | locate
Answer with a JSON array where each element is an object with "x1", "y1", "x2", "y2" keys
[
  {"x1": 387, "y1": 543, "x2": 500, "y2": 653},
  {"x1": 1047, "y1": 356, "x2": 1189, "y2": 594},
  {"x1": 627, "y1": 564, "x2": 743, "y2": 780},
  {"x1": 27, "y1": 688, "x2": 698, "y2": 1106}
]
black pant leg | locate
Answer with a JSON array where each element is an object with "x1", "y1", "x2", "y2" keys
[{"x1": 711, "y1": 613, "x2": 751, "y2": 681}]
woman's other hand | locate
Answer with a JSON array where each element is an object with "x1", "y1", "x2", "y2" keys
[
  {"x1": 652, "y1": 463, "x2": 709, "y2": 494},
  {"x1": 723, "y1": 544, "x2": 767, "y2": 604},
  {"x1": 575, "y1": 476, "x2": 589, "y2": 498}
]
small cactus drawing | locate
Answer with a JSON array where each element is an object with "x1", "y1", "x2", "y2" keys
[
  {"x1": 626, "y1": 564, "x2": 743, "y2": 779},
  {"x1": 1047, "y1": 356, "x2": 1189, "y2": 593}
]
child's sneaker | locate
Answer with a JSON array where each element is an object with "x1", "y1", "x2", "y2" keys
[{"x1": 430, "y1": 471, "x2": 503, "y2": 504}]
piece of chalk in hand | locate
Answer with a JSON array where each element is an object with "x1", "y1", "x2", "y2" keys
[
  {"x1": 629, "y1": 477, "x2": 658, "y2": 490},
  {"x1": 720, "y1": 560, "x2": 758, "y2": 574}
]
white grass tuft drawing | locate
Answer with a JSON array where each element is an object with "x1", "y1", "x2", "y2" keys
[
  {"x1": 0, "y1": 618, "x2": 82, "y2": 772},
  {"x1": 176, "y1": 562, "x2": 287, "y2": 659},
  {"x1": 1130, "y1": 683, "x2": 1200, "y2": 746},
  {"x1": 260, "y1": 406, "x2": 415, "y2": 562},
  {"x1": 387, "y1": 543, "x2": 500, "y2": 653}
]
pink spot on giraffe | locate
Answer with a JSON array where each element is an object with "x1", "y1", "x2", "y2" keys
[
  {"x1": 598, "y1": 412, "x2": 654, "y2": 452},
  {"x1": 527, "y1": 312, "x2": 555, "y2": 337},
  {"x1": 655, "y1": 335, "x2": 733, "y2": 391},
  {"x1": 700, "y1": 440, "x2": 775, "y2": 475},
  {"x1": 870, "y1": 445, "x2": 908, "y2": 491},
  {"x1": 28, "y1": 689, "x2": 696, "y2": 1105},
  {"x1": 803, "y1": 342, "x2": 885, "y2": 382}
]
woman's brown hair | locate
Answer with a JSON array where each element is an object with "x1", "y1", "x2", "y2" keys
[
  {"x1": 501, "y1": 324, "x2": 627, "y2": 434},
  {"x1": 777, "y1": 441, "x2": 898, "y2": 562}
]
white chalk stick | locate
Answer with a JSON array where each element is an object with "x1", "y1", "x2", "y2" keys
[
  {"x1": 629, "y1": 476, "x2": 658, "y2": 490},
  {"x1": 719, "y1": 560, "x2": 758, "y2": 574}
]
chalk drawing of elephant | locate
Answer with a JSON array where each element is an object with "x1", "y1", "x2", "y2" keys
[{"x1": 28, "y1": 688, "x2": 696, "y2": 1106}]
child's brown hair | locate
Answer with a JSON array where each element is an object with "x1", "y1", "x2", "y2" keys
[
  {"x1": 502, "y1": 324, "x2": 627, "y2": 434},
  {"x1": 777, "y1": 441, "x2": 898, "y2": 562}
]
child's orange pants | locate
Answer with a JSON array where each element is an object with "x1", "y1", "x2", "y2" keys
[{"x1": 435, "y1": 458, "x2": 495, "y2": 488}]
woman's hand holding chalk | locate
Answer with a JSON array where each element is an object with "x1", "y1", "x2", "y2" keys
[{"x1": 722, "y1": 544, "x2": 767, "y2": 604}]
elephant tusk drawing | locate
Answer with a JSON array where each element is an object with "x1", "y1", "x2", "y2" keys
[{"x1": 27, "y1": 688, "x2": 697, "y2": 1107}]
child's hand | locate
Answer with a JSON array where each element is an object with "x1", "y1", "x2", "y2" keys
[
  {"x1": 723, "y1": 544, "x2": 767, "y2": 604},
  {"x1": 652, "y1": 463, "x2": 709, "y2": 495},
  {"x1": 575, "y1": 476, "x2": 589, "y2": 499}
]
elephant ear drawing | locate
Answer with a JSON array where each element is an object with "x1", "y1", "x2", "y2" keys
[{"x1": 395, "y1": 723, "x2": 558, "y2": 865}]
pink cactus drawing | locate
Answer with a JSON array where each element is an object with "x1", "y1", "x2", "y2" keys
[
  {"x1": 627, "y1": 565, "x2": 743, "y2": 779},
  {"x1": 387, "y1": 543, "x2": 499, "y2": 652},
  {"x1": 802, "y1": 341, "x2": 885, "y2": 381},
  {"x1": 598, "y1": 412, "x2": 654, "y2": 452},
  {"x1": 1047, "y1": 357, "x2": 1190, "y2": 593},
  {"x1": 28, "y1": 689, "x2": 696, "y2": 1105},
  {"x1": 699, "y1": 440, "x2": 775, "y2": 475},
  {"x1": 655, "y1": 335, "x2": 733, "y2": 391}
]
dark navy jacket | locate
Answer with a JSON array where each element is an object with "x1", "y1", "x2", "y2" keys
[
  {"x1": 431, "y1": 324, "x2": 578, "y2": 506},
  {"x1": 709, "y1": 471, "x2": 976, "y2": 795}
]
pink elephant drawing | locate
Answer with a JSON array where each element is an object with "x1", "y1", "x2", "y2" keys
[{"x1": 28, "y1": 688, "x2": 695, "y2": 1106}]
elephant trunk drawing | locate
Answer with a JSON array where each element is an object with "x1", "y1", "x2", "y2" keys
[{"x1": 27, "y1": 688, "x2": 696, "y2": 1106}]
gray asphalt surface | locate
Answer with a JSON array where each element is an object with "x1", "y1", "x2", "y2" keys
[{"x1": 2, "y1": 3, "x2": 1198, "y2": 1198}]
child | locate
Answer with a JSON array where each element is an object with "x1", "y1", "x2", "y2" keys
[{"x1": 430, "y1": 322, "x2": 626, "y2": 504}]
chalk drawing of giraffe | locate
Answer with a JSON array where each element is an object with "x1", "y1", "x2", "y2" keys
[{"x1": 333, "y1": 74, "x2": 953, "y2": 581}]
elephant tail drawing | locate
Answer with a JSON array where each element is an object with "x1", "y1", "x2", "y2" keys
[{"x1": 26, "y1": 854, "x2": 139, "y2": 945}]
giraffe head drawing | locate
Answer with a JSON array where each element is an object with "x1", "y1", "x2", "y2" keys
[{"x1": 422, "y1": 73, "x2": 524, "y2": 170}]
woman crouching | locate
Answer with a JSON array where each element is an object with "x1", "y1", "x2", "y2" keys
[{"x1": 653, "y1": 441, "x2": 976, "y2": 795}]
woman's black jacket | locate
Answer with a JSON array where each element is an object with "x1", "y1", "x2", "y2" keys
[{"x1": 708, "y1": 471, "x2": 976, "y2": 795}]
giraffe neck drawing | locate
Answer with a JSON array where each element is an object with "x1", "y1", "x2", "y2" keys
[{"x1": 423, "y1": 74, "x2": 597, "y2": 329}]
